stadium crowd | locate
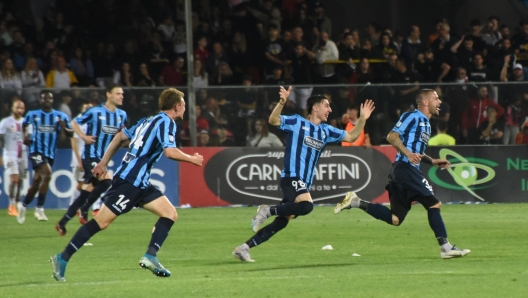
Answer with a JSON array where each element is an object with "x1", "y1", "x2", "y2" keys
[{"x1": 1, "y1": 0, "x2": 528, "y2": 147}]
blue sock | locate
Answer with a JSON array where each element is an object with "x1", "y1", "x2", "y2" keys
[
  {"x1": 365, "y1": 203, "x2": 393, "y2": 224},
  {"x1": 146, "y1": 217, "x2": 174, "y2": 256},
  {"x1": 246, "y1": 217, "x2": 289, "y2": 248},
  {"x1": 59, "y1": 190, "x2": 91, "y2": 225},
  {"x1": 36, "y1": 193, "x2": 46, "y2": 208},
  {"x1": 61, "y1": 219, "x2": 101, "y2": 261},
  {"x1": 427, "y1": 208, "x2": 447, "y2": 239}
]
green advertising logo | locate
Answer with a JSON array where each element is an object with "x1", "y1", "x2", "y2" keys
[{"x1": 428, "y1": 149, "x2": 497, "y2": 201}]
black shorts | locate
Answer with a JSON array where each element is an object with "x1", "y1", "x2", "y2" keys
[
  {"x1": 82, "y1": 158, "x2": 101, "y2": 184},
  {"x1": 103, "y1": 178, "x2": 164, "y2": 216},
  {"x1": 386, "y1": 161, "x2": 439, "y2": 221},
  {"x1": 280, "y1": 177, "x2": 309, "y2": 204},
  {"x1": 29, "y1": 153, "x2": 54, "y2": 169}
]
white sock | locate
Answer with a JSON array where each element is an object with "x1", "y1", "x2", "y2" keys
[
  {"x1": 9, "y1": 196, "x2": 15, "y2": 206},
  {"x1": 70, "y1": 189, "x2": 80, "y2": 206},
  {"x1": 441, "y1": 242, "x2": 452, "y2": 252}
]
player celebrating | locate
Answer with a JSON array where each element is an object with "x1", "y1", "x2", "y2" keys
[
  {"x1": 69, "y1": 100, "x2": 92, "y2": 206},
  {"x1": 50, "y1": 88, "x2": 203, "y2": 281},
  {"x1": 232, "y1": 86, "x2": 375, "y2": 262},
  {"x1": 334, "y1": 89, "x2": 470, "y2": 259},
  {"x1": 0, "y1": 99, "x2": 28, "y2": 216},
  {"x1": 18, "y1": 91, "x2": 73, "y2": 223},
  {"x1": 55, "y1": 84, "x2": 128, "y2": 235}
]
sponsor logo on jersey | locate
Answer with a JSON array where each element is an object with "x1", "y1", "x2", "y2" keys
[
  {"x1": 37, "y1": 125, "x2": 56, "y2": 133},
  {"x1": 101, "y1": 125, "x2": 119, "y2": 134},
  {"x1": 420, "y1": 131, "x2": 430, "y2": 143},
  {"x1": 169, "y1": 135, "x2": 175, "y2": 143},
  {"x1": 303, "y1": 136, "x2": 324, "y2": 151}
]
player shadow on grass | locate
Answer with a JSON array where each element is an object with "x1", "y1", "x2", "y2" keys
[{"x1": 242, "y1": 263, "x2": 358, "y2": 271}]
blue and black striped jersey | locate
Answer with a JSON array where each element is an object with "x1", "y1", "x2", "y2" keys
[
  {"x1": 74, "y1": 105, "x2": 128, "y2": 160},
  {"x1": 278, "y1": 114, "x2": 346, "y2": 188},
  {"x1": 391, "y1": 109, "x2": 431, "y2": 168},
  {"x1": 115, "y1": 112, "x2": 177, "y2": 188},
  {"x1": 23, "y1": 109, "x2": 72, "y2": 159}
]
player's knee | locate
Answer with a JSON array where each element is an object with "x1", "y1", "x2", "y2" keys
[
  {"x1": 429, "y1": 202, "x2": 442, "y2": 209},
  {"x1": 97, "y1": 220, "x2": 111, "y2": 230},
  {"x1": 297, "y1": 201, "x2": 313, "y2": 216},
  {"x1": 168, "y1": 207, "x2": 178, "y2": 222},
  {"x1": 41, "y1": 174, "x2": 51, "y2": 183},
  {"x1": 392, "y1": 214, "x2": 404, "y2": 226}
]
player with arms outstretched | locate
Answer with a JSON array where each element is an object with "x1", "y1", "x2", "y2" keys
[
  {"x1": 335, "y1": 89, "x2": 470, "y2": 259},
  {"x1": 232, "y1": 86, "x2": 375, "y2": 262},
  {"x1": 50, "y1": 88, "x2": 203, "y2": 281}
]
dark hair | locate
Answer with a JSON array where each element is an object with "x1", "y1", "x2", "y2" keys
[
  {"x1": 415, "y1": 88, "x2": 435, "y2": 104},
  {"x1": 437, "y1": 121, "x2": 448, "y2": 132},
  {"x1": 470, "y1": 19, "x2": 481, "y2": 27},
  {"x1": 347, "y1": 103, "x2": 359, "y2": 111},
  {"x1": 106, "y1": 82, "x2": 122, "y2": 93},
  {"x1": 488, "y1": 15, "x2": 500, "y2": 23},
  {"x1": 40, "y1": 89, "x2": 52, "y2": 96},
  {"x1": 268, "y1": 24, "x2": 279, "y2": 31},
  {"x1": 307, "y1": 94, "x2": 327, "y2": 114}
]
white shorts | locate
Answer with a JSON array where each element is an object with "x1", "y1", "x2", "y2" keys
[
  {"x1": 4, "y1": 156, "x2": 28, "y2": 177},
  {"x1": 288, "y1": 87, "x2": 313, "y2": 110},
  {"x1": 73, "y1": 167, "x2": 85, "y2": 182}
]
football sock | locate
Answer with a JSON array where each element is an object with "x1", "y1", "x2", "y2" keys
[
  {"x1": 36, "y1": 193, "x2": 46, "y2": 208},
  {"x1": 61, "y1": 219, "x2": 101, "y2": 261},
  {"x1": 59, "y1": 190, "x2": 91, "y2": 226},
  {"x1": 146, "y1": 217, "x2": 175, "y2": 256},
  {"x1": 80, "y1": 179, "x2": 111, "y2": 214},
  {"x1": 428, "y1": 208, "x2": 448, "y2": 238},
  {"x1": 365, "y1": 203, "x2": 393, "y2": 224},
  {"x1": 71, "y1": 188, "x2": 80, "y2": 205},
  {"x1": 246, "y1": 217, "x2": 289, "y2": 248},
  {"x1": 9, "y1": 183, "x2": 15, "y2": 205},
  {"x1": 270, "y1": 201, "x2": 313, "y2": 216}
]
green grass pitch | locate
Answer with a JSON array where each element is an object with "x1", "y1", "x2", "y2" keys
[{"x1": 1, "y1": 204, "x2": 527, "y2": 297}]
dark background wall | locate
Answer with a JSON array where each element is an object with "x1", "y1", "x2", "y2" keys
[{"x1": 324, "y1": 0, "x2": 528, "y2": 40}]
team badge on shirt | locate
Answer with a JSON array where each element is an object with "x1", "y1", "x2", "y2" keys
[{"x1": 169, "y1": 135, "x2": 175, "y2": 143}]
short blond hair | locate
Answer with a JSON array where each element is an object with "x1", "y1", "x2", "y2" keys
[{"x1": 159, "y1": 88, "x2": 185, "y2": 110}]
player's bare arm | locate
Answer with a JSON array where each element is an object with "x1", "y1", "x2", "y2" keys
[
  {"x1": 341, "y1": 100, "x2": 375, "y2": 143},
  {"x1": 387, "y1": 131, "x2": 421, "y2": 165},
  {"x1": 71, "y1": 136, "x2": 83, "y2": 169},
  {"x1": 71, "y1": 120, "x2": 96, "y2": 144},
  {"x1": 59, "y1": 120, "x2": 74, "y2": 138},
  {"x1": 269, "y1": 86, "x2": 292, "y2": 126},
  {"x1": 422, "y1": 154, "x2": 451, "y2": 169},
  {"x1": 92, "y1": 131, "x2": 128, "y2": 177},
  {"x1": 163, "y1": 148, "x2": 203, "y2": 166}
]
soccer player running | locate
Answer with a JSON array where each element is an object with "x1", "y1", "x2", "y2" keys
[
  {"x1": 69, "y1": 100, "x2": 92, "y2": 206},
  {"x1": 233, "y1": 86, "x2": 375, "y2": 262},
  {"x1": 18, "y1": 91, "x2": 73, "y2": 223},
  {"x1": 50, "y1": 88, "x2": 203, "y2": 281},
  {"x1": 0, "y1": 99, "x2": 28, "y2": 216},
  {"x1": 55, "y1": 84, "x2": 128, "y2": 236},
  {"x1": 334, "y1": 89, "x2": 470, "y2": 259}
]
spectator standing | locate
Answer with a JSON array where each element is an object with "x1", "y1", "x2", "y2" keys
[
  {"x1": 69, "y1": 47, "x2": 94, "y2": 86},
  {"x1": 428, "y1": 121, "x2": 456, "y2": 146},
  {"x1": 21, "y1": 57, "x2": 46, "y2": 108},
  {"x1": 206, "y1": 42, "x2": 230, "y2": 78},
  {"x1": 313, "y1": 31, "x2": 338, "y2": 84},
  {"x1": 113, "y1": 62, "x2": 134, "y2": 87},
  {"x1": 261, "y1": 24, "x2": 287, "y2": 78},
  {"x1": 158, "y1": 57, "x2": 185, "y2": 86},
  {"x1": 503, "y1": 97, "x2": 523, "y2": 144},
  {"x1": 341, "y1": 104, "x2": 371, "y2": 147},
  {"x1": 0, "y1": 58, "x2": 22, "y2": 95},
  {"x1": 462, "y1": 85, "x2": 504, "y2": 144},
  {"x1": 135, "y1": 63, "x2": 156, "y2": 87},
  {"x1": 401, "y1": 25, "x2": 425, "y2": 70},
  {"x1": 45, "y1": 56, "x2": 78, "y2": 89},
  {"x1": 477, "y1": 106, "x2": 504, "y2": 144},
  {"x1": 193, "y1": 59, "x2": 208, "y2": 89},
  {"x1": 247, "y1": 118, "x2": 283, "y2": 147}
]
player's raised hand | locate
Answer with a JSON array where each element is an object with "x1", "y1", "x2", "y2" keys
[
  {"x1": 279, "y1": 86, "x2": 292, "y2": 103},
  {"x1": 82, "y1": 135, "x2": 97, "y2": 144},
  {"x1": 191, "y1": 152, "x2": 204, "y2": 166},
  {"x1": 359, "y1": 99, "x2": 375, "y2": 120},
  {"x1": 92, "y1": 163, "x2": 107, "y2": 179}
]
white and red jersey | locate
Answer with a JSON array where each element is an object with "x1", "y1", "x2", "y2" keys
[{"x1": 0, "y1": 116, "x2": 26, "y2": 159}]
